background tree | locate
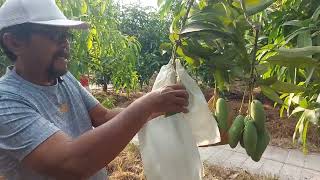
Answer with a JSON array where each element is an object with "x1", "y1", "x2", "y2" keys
[
  {"x1": 119, "y1": 4, "x2": 171, "y2": 88},
  {"x1": 56, "y1": 0, "x2": 141, "y2": 93}
]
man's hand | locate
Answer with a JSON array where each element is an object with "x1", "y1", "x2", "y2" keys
[
  {"x1": 141, "y1": 84, "x2": 189, "y2": 119},
  {"x1": 21, "y1": 84, "x2": 189, "y2": 179}
]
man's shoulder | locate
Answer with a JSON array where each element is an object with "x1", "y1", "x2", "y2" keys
[
  {"x1": 0, "y1": 72, "x2": 22, "y2": 94},
  {"x1": 61, "y1": 72, "x2": 81, "y2": 88},
  {"x1": 63, "y1": 72, "x2": 78, "y2": 82},
  {"x1": 0, "y1": 70, "x2": 36, "y2": 101}
]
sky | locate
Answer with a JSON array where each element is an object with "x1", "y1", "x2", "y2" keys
[{"x1": 119, "y1": 0, "x2": 158, "y2": 8}]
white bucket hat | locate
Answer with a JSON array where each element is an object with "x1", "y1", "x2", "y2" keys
[{"x1": 0, "y1": 0, "x2": 89, "y2": 31}]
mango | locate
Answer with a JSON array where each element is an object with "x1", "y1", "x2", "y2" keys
[
  {"x1": 251, "y1": 100, "x2": 266, "y2": 133},
  {"x1": 243, "y1": 117, "x2": 258, "y2": 157},
  {"x1": 215, "y1": 98, "x2": 229, "y2": 131},
  {"x1": 251, "y1": 129, "x2": 270, "y2": 162},
  {"x1": 228, "y1": 115, "x2": 245, "y2": 148}
]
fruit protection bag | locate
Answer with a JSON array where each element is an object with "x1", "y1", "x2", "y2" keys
[{"x1": 138, "y1": 60, "x2": 221, "y2": 180}]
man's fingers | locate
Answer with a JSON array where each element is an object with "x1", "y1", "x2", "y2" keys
[
  {"x1": 167, "y1": 84, "x2": 186, "y2": 90},
  {"x1": 172, "y1": 90, "x2": 189, "y2": 99},
  {"x1": 174, "y1": 97, "x2": 189, "y2": 107},
  {"x1": 171, "y1": 105, "x2": 189, "y2": 113}
]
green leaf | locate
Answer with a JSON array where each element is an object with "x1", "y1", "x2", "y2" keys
[
  {"x1": 282, "y1": 20, "x2": 304, "y2": 27},
  {"x1": 287, "y1": 93, "x2": 295, "y2": 116},
  {"x1": 266, "y1": 55, "x2": 318, "y2": 68},
  {"x1": 157, "y1": 0, "x2": 164, "y2": 7},
  {"x1": 293, "y1": 113, "x2": 305, "y2": 144},
  {"x1": 182, "y1": 39, "x2": 215, "y2": 58},
  {"x1": 176, "y1": 47, "x2": 200, "y2": 66},
  {"x1": 158, "y1": 0, "x2": 174, "y2": 17},
  {"x1": 81, "y1": 0, "x2": 88, "y2": 14},
  {"x1": 291, "y1": 107, "x2": 305, "y2": 117},
  {"x1": 277, "y1": 46, "x2": 320, "y2": 57},
  {"x1": 297, "y1": 31, "x2": 312, "y2": 48},
  {"x1": 159, "y1": 43, "x2": 172, "y2": 55},
  {"x1": 291, "y1": 96, "x2": 309, "y2": 108},
  {"x1": 256, "y1": 76, "x2": 277, "y2": 86},
  {"x1": 299, "y1": 98, "x2": 309, "y2": 109},
  {"x1": 302, "y1": 120, "x2": 309, "y2": 154},
  {"x1": 285, "y1": 27, "x2": 311, "y2": 44},
  {"x1": 255, "y1": 63, "x2": 269, "y2": 74},
  {"x1": 245, "y1": 0, "x2": 275, "y2": 16},
  {"x1": 188, "y1": 11, "x2": 225, "y2": 26},
  {"x1": 271, "y1": 80, "x2": 306, "y2": 93},
  {"x1": 311, "y1": 6, "x2": 320, "y2": 22},
  {"x1": 280, "y1": 105, "x2": 286, "y2": 118},
  {"x1": 261, "y1": 85, "x2": 283, "y2": 104},
  {"x1": 305, "y1": 67, "x2": 315, "y2": 85},
  {"x1": 305, "y1": 109, "x2": 320, "y2": 125},
  {"x1": 180, "y1": 22, "x2": 230, "y2": 38},
  {"x1": 180, "y1": 21, "x2": 218, "y2": 34},
  {"x1": 169, "y1": 33, "x2": 179, "y2": 43}
]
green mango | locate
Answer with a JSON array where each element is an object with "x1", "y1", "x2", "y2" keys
[
  {"x1": 240, "y1": 133, "x2": 245, "y2": 148},
  {"x1": 228, "y1": 115, "x2": 245, "y2": 148},
  {"x1": 251, "y1": 129, "x2": 270, "y2": 162},
  {"x1": 243, "y1": 118, "x2": 258, "y2": 157},
  {"x1": 215, "y1": 98, "x2": 229, "y2": 131},
  {"x1": 251, "y1": 100, "x2": 266, "y2": 133}
]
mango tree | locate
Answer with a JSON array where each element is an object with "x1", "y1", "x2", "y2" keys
[
  {"x1": 56, "y1": 0, "x2": 141, "y2": 93},
  {"x1": 119, "y1": 5, "x2": 171, "y2": 88},
  {"x1": 158, "y1": 0, "x2": 319, "y2": 152},
  {"x1": 259, "y1": 0, "x2": 320, "y2": 153}
]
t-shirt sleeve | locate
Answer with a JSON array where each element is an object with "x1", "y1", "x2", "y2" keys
[
  {"x1": 78, "y1": 84, "x2": 100, "y2": 111},
  {"x1": 0, "y1": 95, "x2": 60, "y2": 161},
  {"x1": 65, "y1": 72, "x2": 99, "y2": 111}
]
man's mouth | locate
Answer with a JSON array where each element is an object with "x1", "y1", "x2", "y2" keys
[
  {"x1": 54, "y1": 51, "x2": 70, "y2": 62},
  {"x1": 56, "y1": 56, "x2": 69, "y2": 62}
]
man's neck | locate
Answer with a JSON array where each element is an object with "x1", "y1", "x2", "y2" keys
[{"x1": 14, "y1": 61, "x2": 56, "y2": 86}]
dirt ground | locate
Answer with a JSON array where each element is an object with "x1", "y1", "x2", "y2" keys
[{"x1": 107, "y1": 143, "x2": 278, "y2": 180}]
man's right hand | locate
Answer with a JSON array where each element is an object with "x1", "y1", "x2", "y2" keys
[
  {"x1": 21, "y1": 84, "x2": 189, "y2": 179},
  {"x1": 140, "y1": 84, "x2": 189, "y2": 119}
]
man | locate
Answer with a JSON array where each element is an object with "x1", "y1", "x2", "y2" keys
[{"x1": 0, "y1": 0, "x2": 189, "y2": 179}]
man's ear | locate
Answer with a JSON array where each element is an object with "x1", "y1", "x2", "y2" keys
[{"x1": 2, "y1": 32, "x2": 27, "y2": 56}]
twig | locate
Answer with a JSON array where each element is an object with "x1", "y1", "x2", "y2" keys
[
  {"x1": 239, "y1": 87, "x2": 247, "y2": 115},
  {"x1": 239, "y1": 0, "x2": 261, "y2": 115},
  {"x1": 248, "y1": 25, "x2": 260, "y2": 115},
  {"x1": 239, "y1": 0, "x2": 254, "y2": 27},
  {"x1": 170, "y1": 0, "x2": 195, "y2": 68}
]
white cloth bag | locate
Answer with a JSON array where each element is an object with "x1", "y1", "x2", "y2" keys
[{"x1": 138, "y1": 60, "x2": 221, "y2": 180}]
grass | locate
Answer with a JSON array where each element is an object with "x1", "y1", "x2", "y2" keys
[
  {"x1": 106, "y1": 143, "x2": 279, "y2": 180},
  {"x1": 107, "y1": 143, "x2": 144, "y2": 180}
]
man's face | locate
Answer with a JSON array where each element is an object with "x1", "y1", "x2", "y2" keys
[{"x1": 24, "y1": 25, "x2": 72, "y2": 79}]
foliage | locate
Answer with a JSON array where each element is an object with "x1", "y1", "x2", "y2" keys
[
  {"x1": 0, "y1": 0, "x2": 11, "y2": 75},
  {"x1": 260, "y1": 0, "x2": 320, "y2": 153},
  {"x1": 0, "y1": 0, "x2": 141, "y2": 93},
  {"x1": 118, "y1": 4, "x2": 171, "y2": 87},
  {"x1": 57, "y1": 0, "x2": 141, "y2": 93},
  {"x1": 0, "y1": 49, "x2": 10, "y2": 76},
  {"x1": 158, "y1": 0, "x2": 319, "y2": 152},
  {"x1": 95, "y1": 94, "x2": 116, "y2": 108}
]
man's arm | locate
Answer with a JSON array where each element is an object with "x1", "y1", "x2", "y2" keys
[
  {"x1": 22, "y1": 85, "x2": 189, "y2": 179},
  {"x1": 89, "y1": 104, "x2": 160, "y2": 127},
  {"x1": 89, "y1": 104, "x2": 124, "y2": 127}
]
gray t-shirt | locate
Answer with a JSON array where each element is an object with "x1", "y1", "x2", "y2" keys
[{"x1": 0, "y1": 67, "x2": 107, "y2": 180}]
